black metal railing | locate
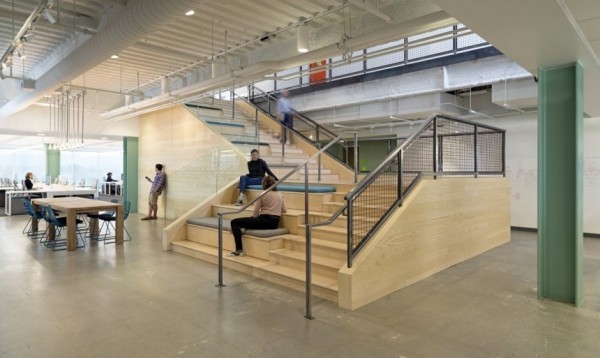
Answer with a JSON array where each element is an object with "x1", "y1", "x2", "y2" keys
[
  {"x1": 245, "y1": 85, "x2": 352, "y2": 169},
  {"x1": 344, "y1": 113, "x2": 505, "y2": 267}
]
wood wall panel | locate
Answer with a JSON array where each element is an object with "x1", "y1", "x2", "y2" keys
[
  {"x1": 138, "y1": 105, "x2": 245, "y2": 221},
  {"x1": 338, "y1": 177, "x2": 511, "y2": 310}
]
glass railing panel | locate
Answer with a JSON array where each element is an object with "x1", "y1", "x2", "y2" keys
[{"x1": 165, "y1": 143, "x2": 248, "y2": 220}]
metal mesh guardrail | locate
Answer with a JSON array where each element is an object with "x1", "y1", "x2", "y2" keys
[{"x1": 345, "y1": 114, "x2": 505, "y2": 266}]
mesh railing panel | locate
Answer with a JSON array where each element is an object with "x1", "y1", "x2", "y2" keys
[
  {"x1": 351, "y1": 164, "x2": 398, "y2": 250},
  {"x1": 347, "y1": 114, "x2": 505, "y2": 260}
]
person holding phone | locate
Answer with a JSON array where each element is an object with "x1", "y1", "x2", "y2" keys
[{"x1": 142, "y1": 163, "x2": 166, "y2": 220}]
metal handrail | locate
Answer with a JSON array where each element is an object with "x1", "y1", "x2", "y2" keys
[
  {"x1": 243, "y1": 85, "x2": 354, "y2": 170},
  {"x1": 215, "y1": 130, "x2": 358, "y2": 289}
]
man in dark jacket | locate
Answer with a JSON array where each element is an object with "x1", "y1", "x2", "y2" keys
[{"x1": 235, "y1": 149, "x2": 278, "y2": 205}]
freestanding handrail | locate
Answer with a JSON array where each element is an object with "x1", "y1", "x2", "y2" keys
[{"x1": 216, "y1": 131, "x2": 358, "y2": 316}]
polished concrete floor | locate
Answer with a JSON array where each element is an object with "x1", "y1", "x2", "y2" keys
[{"x1": 1, "y1": 213, "x2": 600, "y2": 358}]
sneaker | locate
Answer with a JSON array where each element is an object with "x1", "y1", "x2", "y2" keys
[
  {"x1": 235, "y1": 200, "x2": 244, "y2": 206},
  {"x1": 228, "y1": 250, "x2": 244, "y2": 256}
]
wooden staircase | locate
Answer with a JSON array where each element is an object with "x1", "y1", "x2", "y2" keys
[{"x1": 170, "y1": 100, "x2": 357, "y2": 303}]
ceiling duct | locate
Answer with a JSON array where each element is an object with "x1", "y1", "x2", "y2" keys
[{"x1": 0, "y1": 0, "x2": 209, "y2": 118}]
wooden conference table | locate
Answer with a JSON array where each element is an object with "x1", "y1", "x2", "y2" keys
[{"x1": 32, "y1": 197, "x2": 124, "y2": 251}]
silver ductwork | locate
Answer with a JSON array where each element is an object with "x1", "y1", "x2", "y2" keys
[{"x1": 0, "y1": 0, "x2": 206, "y2": 118}]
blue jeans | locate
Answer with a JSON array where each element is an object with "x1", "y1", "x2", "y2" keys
[{"x1": 239, "y1": 175, "x2": 263, "y2": 192}]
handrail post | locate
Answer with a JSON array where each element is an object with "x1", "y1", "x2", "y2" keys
[
  {"x1": 216, "y1": 214, "x2": 225, "y2": 287},
  {"x1": 432, "y1": 116, "x2": 438, "y2": 179},
  {"x1": 317, "y1": 142, "x2": 322, "y2": 181},
  {"x1": 353, "y1": 133, "x2": 358, "y2": 183},
  {"x1": 502, "y1": 131, "x2": 506, "y2": 177},
  {"x1": 398, "y1": 150, "x2": 403, "y2": 205},
  {"x1": 305, "y1": 223, "x2": 314, "y2": 320},
  {"x1": 474, "y1": 124, "x2": 478, "y2": 178},
  {"x1": 347, "y1": 196, "x2": 353, "y2": 268},
  {"x1": 304, "y1": 162, "x2": 314, "y2": 319}
]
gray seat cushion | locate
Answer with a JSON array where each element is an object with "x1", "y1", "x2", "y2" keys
[
  {"x1": 187, "y1": 217, "x2": 231, "y2": 231},
  {"x1": 187, "y1": 217, "x2": 289, "y2": 237}
]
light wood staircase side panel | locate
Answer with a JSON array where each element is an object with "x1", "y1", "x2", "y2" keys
[{"x1": 338, "y1": 177, "x2": 511, "y2": 310}]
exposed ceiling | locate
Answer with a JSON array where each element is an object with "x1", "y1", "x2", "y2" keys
[{"x1": 0, "y1": 0, "x2": 599, "y2": 150}]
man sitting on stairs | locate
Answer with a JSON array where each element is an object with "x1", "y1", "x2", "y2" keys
[{"x1": 235, "y1": 149, "x2": 278, "y2": 205}]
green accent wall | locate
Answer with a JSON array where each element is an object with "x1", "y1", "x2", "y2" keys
[
  {"x1": 123, "y1": 137, "x2": 139, "y2": 213},
  {"x1": 45, "y1": 145, "x2": 60, "y2": 183},
  {"x1": 537, "y1": 62, "x2": 584, "y2": 305}
]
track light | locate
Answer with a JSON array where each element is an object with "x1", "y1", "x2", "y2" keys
[
  {"x1": 14, "y1": 42, "x2": 25, "y2": 59},
  {"x1": 297, "y1": 24, "x2": 309, "y2": 53},
  {"x1": 0, "y1": 69, "x2": 6, "y2": 80},
  {"x1": 3, "y1": 55, "x2": 12, "y2": 68},
  {"x1": 43, "y1": 9, "x2": 56, "y2": 24}
]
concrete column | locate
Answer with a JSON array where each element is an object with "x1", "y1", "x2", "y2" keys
[{"x1": 537, "y1": 62, "x2": 584, "y2": 305}]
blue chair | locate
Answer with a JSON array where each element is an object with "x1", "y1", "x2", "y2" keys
[
  {"x1": 42, "y1": 205, "x2": 85, "y2": 251},
  {"x1": 21, "y1": 198, "x2": 45, "y2": 239},
  {"x1": 85, "y1": 198, "x2": 118, "y2": 241},
  {"x1": 98, "y1": 200, "x2": 131, "y2": 244}
]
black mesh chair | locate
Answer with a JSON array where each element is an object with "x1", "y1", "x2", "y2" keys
[
  {"x1": 41, "y1": 205, "x2": 85, "y2": 251},
  {"x1": 98, "y1": 200, "x2": 131, "y2": 244},
  {"x1": 85, "y1": 198, "x2": 118, "y2": 241}
]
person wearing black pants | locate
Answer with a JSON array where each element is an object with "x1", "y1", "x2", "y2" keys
[{"x1": 230, "y1": 176, "x2": 286, "y2": 256}]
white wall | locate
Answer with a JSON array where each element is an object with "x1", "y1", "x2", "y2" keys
[{"x1": 476, "y1": 114, "x2": 600, "y2": 234}]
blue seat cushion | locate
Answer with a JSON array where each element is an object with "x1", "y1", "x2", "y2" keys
[{"x1": 246, "y1": 184, "x2": 336, "y2": 193}]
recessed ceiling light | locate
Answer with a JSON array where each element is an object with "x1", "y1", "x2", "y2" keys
[
  {"x1": 37, "y1": 133, "x2": 45, "y2": 136},
  {"x1": 185, "y1": 10, "x2": 194, "y2": 16},
  {"x1": 110, "y1": 54, "x2": 119, "y2": 59},
  {"x1": 100, "y1": 137, "x2": 108, "y2": 140}
]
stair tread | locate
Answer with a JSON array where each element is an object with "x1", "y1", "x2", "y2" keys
[
  {"x1": 259, "y1": 264, "x2": 339, "y2": 290},
  {"x1": 172, "y1": 240, "x2": 338, "y2": 290},
  {"x1": 283, "y1": 234, "x2": 347, "y2": 250},
  {"x1": 270, "y1": 248, "x2": 344, "y2": 268},
  {"x1": 172, "y1": 240, "x2": 271, "y2": 267}
]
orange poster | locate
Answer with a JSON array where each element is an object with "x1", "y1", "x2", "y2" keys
[{"x1": 310, "y1": 60, "x2": 327, "y2": 84}]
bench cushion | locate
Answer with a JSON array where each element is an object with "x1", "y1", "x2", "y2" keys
[
  {"x1": 247, "y1": 184, "x2": 336, "y2": 193},
  {"x1": 186, "y1": 217, "x2": 289, "y2": 237},
  {"x1": 187, "y1": 217, "x2": 231, "y2": 231}
]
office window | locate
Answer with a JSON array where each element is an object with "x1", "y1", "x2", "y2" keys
[
  {"x1": 0, "y1": 147, "x2": 45, "y2": 183},
  {"x1": 15, "y1": 149, "x2": 46, "y2": 183},
  {"x1": 61, "y1": 150, "x2": 123, "y2": 186}
]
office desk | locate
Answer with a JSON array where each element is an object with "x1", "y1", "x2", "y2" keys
[{"x1": 32, "y1": 197, "x2": 124, "y2": 251}]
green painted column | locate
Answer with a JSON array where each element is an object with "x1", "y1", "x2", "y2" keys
[
  {"x1": 45, "y1": 144, "x2": 60, "y2": 183},
  {"x1": 123, "y1": 137, "x2": 139, "y2": 213},
  {"x1": 537, "y1": 62, "x2": 584, "y2": 305}
]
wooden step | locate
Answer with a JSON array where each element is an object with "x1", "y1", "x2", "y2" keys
[
  {"x1": 269, "y1": 249, "x2": 343, "y2": 280},
  {"x1": 282, "y1": 234, "x2": 347, "y2": 261},
  {"x1": 255, "y1": 264, "x2": 338, "y2": 302},
  {"x1": 300, "y1": 224, "x2": 347, "y2": 243},
  {"x1": 172, "y1": 240, "x2": 338, "y2": 302}
]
